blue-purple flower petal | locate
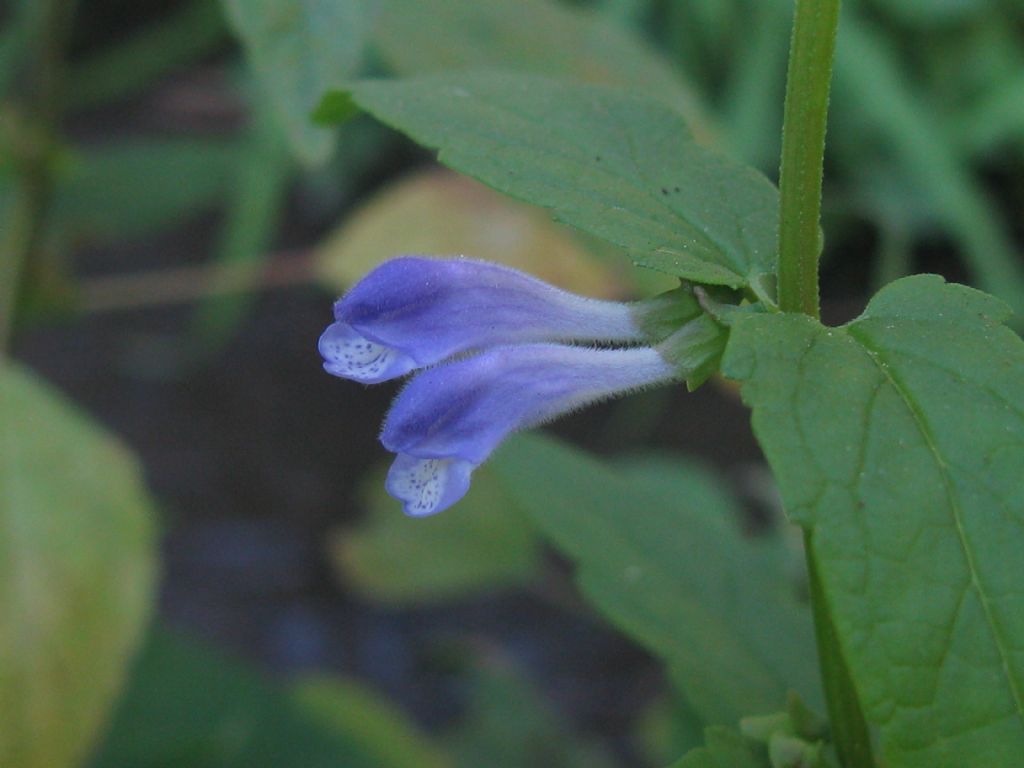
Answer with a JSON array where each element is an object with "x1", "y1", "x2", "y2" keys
[
  {"x1": 380, "y1": 343, "x2": 678, "y2": 514},
  {"x1": 322, "y1": 256, "x2": 643, "y2": 382},
  {"x1": 385, "y1": 454, "x2": 474, "y2": 517},
  {"x1": 318, "y1": 255, "x2": 726, "y2": 515},
  {"x1": 318, "y1": 321, "x2": 417, "y2": 383}
]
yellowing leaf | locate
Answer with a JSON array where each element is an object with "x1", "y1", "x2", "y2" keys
[
  {"x1": 0, "y1": 364, "x2": 157, "y2": 768},
  {"x1": 315, "y1": 168, "x2": 635, "y2": 298}
]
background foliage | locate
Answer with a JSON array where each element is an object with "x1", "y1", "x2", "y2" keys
[{"x1": 1, "y1": 0, "x2": 1022, "y2": 766}]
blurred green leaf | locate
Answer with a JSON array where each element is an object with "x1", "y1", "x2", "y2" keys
[
  {"x1": 956, "y1": 69, "x2": 1024, "y2": 155},
  {"x1": 53, "y1": 138, "x2": 241, "y2": 242},
  {"x1": 92, "y1": 626, "x2": 439, "y2": 768},
  {"x1": 634, "y1": 693, "x2": 706, "y2": 767},
  {"x1": 447, "y1": 663, "x2": 616, "y2": 768},
  {"x1": 222, "y1": 0, "x2": 369, "y2": 165},
  {"x1": 595, "y1": 0, "x2": 650, "y2": 27},
  {"x1": 65, "y1": 0, "x2": 227, "y2": 111},
  {"x1": 718, "y1": 1, "x2": 788, "y2": 170},
  {"x1": 331, "y1": 464, "x2": 541, "y2": 605},
  {"x1": 670, "y1": 726, "x2": 768, "y2": 768},
  {"x1": 833, "y1": 9, "x2": 1024, "y2": 316},
  {"x1": 372, "y1": 0, "x2": 711, "y2": 141},
  {"x1": 869, "y1": 0, "x2": 992, "y2": 25},
  {"x1": 489, "y1": 434, "x2": 821, "y2": 726},
  {"x1": 871, "y1": 224, "x2": 914, "y2": 294},
  {"x1": 723, "y1": 274, "x2": 1024, "y2": 767},
  {"x1": 338, "y1": 72, "x2": 779, "y2": 290},
  {"x1": 189, "y1": 98, "x2": 292, "y2": 350},
  {"x1": 293, "y1": 678, "x2": 451, "y2": 768},
  {"x1": 0, "y1": 0, "x2": 44, "y2": 97},
  {"x1": 0, "y1": 363, "x2": 157, "y2": 768}
]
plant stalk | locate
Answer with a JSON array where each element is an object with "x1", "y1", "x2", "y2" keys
[
  {"x1": 777, "y1": 0, "x2": 840, "y2": 318},
  {"x1": 778, "y1": 2, "x2": 875, "y2": 765},
  {"x1": 0, "y1": 181, "x2": 42, "y2": 356},
  {"x1": 805, "y1": 532, "x2": 876, "y2": 767},
  {"x1": 0, "y1": 0, "x2": 76, "y2": 356}
]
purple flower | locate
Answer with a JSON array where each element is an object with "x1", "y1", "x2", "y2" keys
[
  {"x1": 381, "y1": 343, "x2": 681, "y2": 515},
  {"x1": 320, "y1": 257, "x2": 725, "y2": 516},
  {"x1": 318, "y1": 256, "x2": 649, "y2": 383}
]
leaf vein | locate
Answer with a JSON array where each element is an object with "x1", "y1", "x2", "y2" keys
[{"x1": 847, "y1": 325, "x2": 1024, "y2": 728}]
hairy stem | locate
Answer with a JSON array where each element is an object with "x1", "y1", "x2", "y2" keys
[
  {"x1": 778, "y1": 3, "x2": 876, "y2": 765},
  {"x1": 777, "y1": 0, "x2": 840, "y2": 318}
]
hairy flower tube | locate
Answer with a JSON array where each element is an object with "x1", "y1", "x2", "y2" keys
[
  {"x1": 382, "y1": 342, "x2": 690, "y2": 515},
  {"x1": 320, "y1": 257, "x2": 725, "y2": 515}
]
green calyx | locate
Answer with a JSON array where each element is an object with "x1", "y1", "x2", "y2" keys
[
  {"x1": 740, "y1": 692, "x2": 838, "y2": 768},
  {"x1": 630, "y1": 285, "x2": 704, "y2": 341},
  {"x1": 634, "y1": 283, "x2": 762, "y2": 389},
  {"x1": 653, "y1": 312, "x2": 727, "y2": 390}
]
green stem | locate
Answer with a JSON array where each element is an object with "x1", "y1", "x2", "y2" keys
[
  {"x1": 777, "y1": 0, "x2": 840, "y2": 318},
  {"x1": 0, "y1": 180, "x2": 42, "y2": 355},
  {"x1": 0, "y1": 0, "x2": 75, "y2": 356},
  {"x1": 805, "y1": 532, "x2": 876, "y2": 767},
  {"x1": 779, "y1": 3, "x2": 874, "y2": 765}
]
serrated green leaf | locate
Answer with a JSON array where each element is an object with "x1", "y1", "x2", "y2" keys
[
  {"x1": 331, "y1": 464, "x2": 541, "y2": 605},
  {"x1": 0, "y1": 364, "x2": 156, "y2": 768},
  {"x1": 722, "y1": 274, "x2": 1024, "y2": 767},
  {"x1": 223, "y1": 0, "x2": 368, "y2": 164},
  {"x1": 490, "y1": 434, "x2": 820, "y2": 726},
  {"x1": 340, "y1": 73, "x2": 778, "y2": 289},
  {"x1": 372, "y1": 0, "x2": 710, "y2": 140}
]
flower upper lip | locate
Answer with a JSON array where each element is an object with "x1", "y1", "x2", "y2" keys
[{"x1": 320, "y1": 256, "x2": 648, "y2": 383}]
